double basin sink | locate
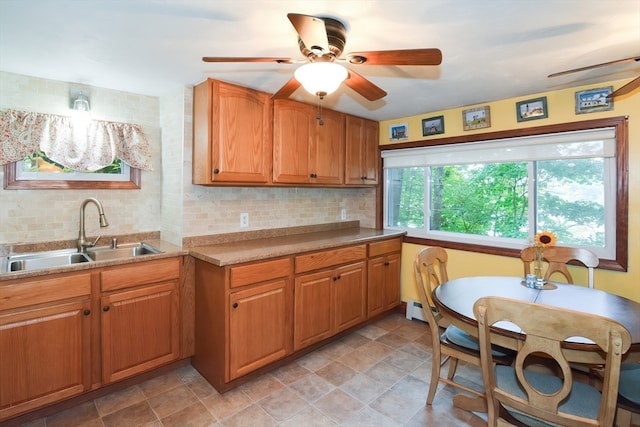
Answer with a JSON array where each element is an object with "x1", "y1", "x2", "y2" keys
[{"x1": 4, "y1": 242, "x2": 163, "y2": 273}]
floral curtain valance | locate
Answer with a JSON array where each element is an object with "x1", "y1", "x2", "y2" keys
[{"x1": 0, "y1": 109, "x2": 153, "y2": 171}]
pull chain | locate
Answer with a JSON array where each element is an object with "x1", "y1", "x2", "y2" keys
[{"x1": 315, "y1": 91, "x2": 326, "y2": 126}]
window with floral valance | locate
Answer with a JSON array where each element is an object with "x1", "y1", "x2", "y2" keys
[{"x1": 0, "y1": 109, "x2": 153, "y2": 172}]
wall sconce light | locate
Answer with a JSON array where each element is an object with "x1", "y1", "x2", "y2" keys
[{"x1": 71, "y1": 90, "x2": 90, "y2": 112}]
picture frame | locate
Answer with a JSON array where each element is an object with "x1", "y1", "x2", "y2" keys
[
  {"x1": 516, "y1": 96, "x2": 548, "y2": 122},
  {"x1": 575, "y1": 86, "x2": 613, "y2": 114},
  {"x1": 422, "y1": 115, "x2": 445, "y2": 136},
  {"x1": 462, "y1": 106, "x2": 491, "y2": 131},
  {"x1": 389, "y1": 122, "x2": 409, "y2": 141}
]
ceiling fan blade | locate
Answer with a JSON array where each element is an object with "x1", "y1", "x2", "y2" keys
[
  {"x1": 345, "y1": 48, "x2": 442, "y2": 66},
  {"x1": 272, "y1": 77, "x2": 301, "y2": 99},
  {"x1": 287, "y1": 13, "x2": 329, "y2": 54},
  {"x1": 548, "y1": 56, "x2": 640, "y2": 78},
  {"x1": 203, "y1": 57, "x2": 294, "y2": 63},
  {"x1": 344, "y1": 69, "x2": 387, "y2": 101},
  {"x1": 608, "y1": 76, "x2": 640, "y2": 99}
]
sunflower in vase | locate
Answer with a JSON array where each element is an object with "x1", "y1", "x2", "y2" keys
[{"x1": 532, "y1": 231, "x2": 557, "y2": 283}]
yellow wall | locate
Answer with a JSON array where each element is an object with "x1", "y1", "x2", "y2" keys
[{"x1": 380, "y1": 78, "x2": 640, "y2": 303}]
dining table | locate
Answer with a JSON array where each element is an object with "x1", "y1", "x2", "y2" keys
[{"x1": 432, "y1": 276, "x2": 640, "y2": 412}]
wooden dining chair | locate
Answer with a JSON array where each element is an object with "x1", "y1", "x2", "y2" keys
[
  {"x1": 414, "y1": 247, "x2": 513, "y2": 407},
  {"x1": 520, "y1": 245, "x2": 599, "y2": 288},
  {"x1": 473, "y1": 296, "x2": 631, "y2": 427},
  {"x1": 615, "y1": 363, "x2": 640, "y2": 427}
]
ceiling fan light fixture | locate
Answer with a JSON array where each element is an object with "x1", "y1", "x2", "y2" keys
[{"x1": 294, "y1": 62, "x2": 348, "y2": 97}]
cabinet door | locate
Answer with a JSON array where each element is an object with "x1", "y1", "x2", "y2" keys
[
  {"x1": 229, "y1": 279, "x2": 291, "y2": 380},
  {"x1": 383, "y1": 253, "x2": 401, "y2": 308},
  {"x1": 0, "y1": 300, "x2": 91, "y2": 420},
  {"x1": 193, "y1": 79, "x2": 273, "y2": 184},
  {"x1": 101, "y1": 281, "x2": 179, "y2": 384},
  {"x1": 333, "y1": 261, "x2": 367, "y2": 332},
  {"x1": 345, "y1": 115, "x2": 379, "y2": 185},
  {"x1": 367, "y1": 253, "x2": 401, "y2": 318},
  {"x1": 310, "y1": 108, "x2": 344, "y2": 184},
  {"x1": 367, "y1": 255, "x2": 387, "y2": 317},
  {"x1": 273, "y1": 99, "x2": 313, "y2": 183},
  {"x1": 294, "y1": 270, "x2": 333, "y2": 350}
]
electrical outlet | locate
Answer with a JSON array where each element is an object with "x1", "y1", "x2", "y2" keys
[
  {"x1": 341, "y1": 209, "x2": 347, "y2": 220},
  {"x1": 240, "y1": 213, "x2": 249, "y2": 228}
]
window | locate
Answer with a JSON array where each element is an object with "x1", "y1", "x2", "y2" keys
[
  {"x1": 4, "y1": 152, "x2": 140, "y2": 189},
  {"x1": 381, "y1": 117, "x2": 628, "y2": 271},
  {"x1": 16, "y1": 151, "x2": 131, "y2": 181}
]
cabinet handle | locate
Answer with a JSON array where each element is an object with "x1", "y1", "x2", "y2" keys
[
  {"x1": 333, "y1": 274, "x2": 341, "y2": 281},
  {"x1": 232, "y1": 302, "x2": 238, "y2": 308},
  {"x1": 83, "y1": 309, "x2": 91, "y2": 316},
  {"x1": 103, "y1": 306, "x2": 110, "y2": 312},
  {"x1": 384, "y1": 261, "x2": 390, "y2": 266},
  {"x1": 310, "y1": 173, "x2": 317, "y2": 178},
  {"x1": 361, "y1": 176, "x2": 367, "y2": 180},
  {"x1": 213, "y1": 168, "x2": 220, "y2": 174}
]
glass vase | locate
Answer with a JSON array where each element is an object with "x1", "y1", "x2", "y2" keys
[{"x1": 533, "y1": 247, "x2": 545, "y2": 288}]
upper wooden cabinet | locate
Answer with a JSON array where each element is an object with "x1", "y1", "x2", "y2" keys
[
  {"x1": 193, "y1": 79, "x2": 273, "y2": 184},
  {"x1": 345, "y1": 115, "x2": 379, "y2": 185},
  {"x1": 273, "y1": 99, "x2": 345, "y2": 185}
]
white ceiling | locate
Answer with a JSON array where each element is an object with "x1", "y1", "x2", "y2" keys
[{"x1": 1, "y1": 0, "x2": 639, "y2": 121}]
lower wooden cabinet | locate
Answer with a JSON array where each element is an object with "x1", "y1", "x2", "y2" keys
[
  {"x1": 294, "y1": 245, "x2": 367, "y2": 351},
  {"x1": 367, "y1": 238, "x2": 402, "y2": 317},
  {"x1": 193, "y1": 257, "x2": 293, "y2": 390},
  {"x1": 193, "y1": 236, "x2": 401, "y2": 392},
  {"x1": 229, "y1": 279, "x2": 290, "y2": 379},
  {"x1": 0, "y1": 299, "x2": 92, "y2": 420},
  {"x1": 0, "y1": 272, "x2": 92, "y2": 421},
  {"x1": 0, "y1": 257, "x2": 184, "y2": 423},
  {"x1": 99, "y1": 258, "x2": 181, "y2": 384},
  {"x1": 101, "y1": 281, "x2": 180, "y2": 384}
]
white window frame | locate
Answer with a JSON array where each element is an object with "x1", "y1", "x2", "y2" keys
[{"x1": 380, "y1": 117, "x2": 628, "y2": 272}]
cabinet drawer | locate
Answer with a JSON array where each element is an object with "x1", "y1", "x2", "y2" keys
[
  {"x1": 0, "y1": 273, "x2": 91, "y2": 311},
  {"x1": 368, "y1": 238, "x2": 402, "y2": 257},
  {"x1": 101, "y1": 258, "x2": 181, "y2": 292},
  {"x1": 230, "y1": 258, "x2": 291, "y2": 289},
  {"x1": 295, "y1": 245, "x2": 366, "y2": 274}
]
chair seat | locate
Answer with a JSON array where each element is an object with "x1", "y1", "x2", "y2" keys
[
  {"x1": 495, "y1": 365, "x2": 602, "y2": 426},
  {"x1": 444, "y1": 325, "x2": 512, "y2": 358},
  {"x1": 619, "y1": 363, "x2": 640, "y2": 404}
]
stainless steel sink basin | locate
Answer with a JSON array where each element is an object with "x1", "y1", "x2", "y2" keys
[
  {"x1": 86, "y1": 242, "x2": 163, "y2": 261},
  {"x1": 5, "y1": 249, "x2": 92, "y2": 272}
]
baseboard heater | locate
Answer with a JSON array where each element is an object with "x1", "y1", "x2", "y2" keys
[{"x1": 405, "y1": 299, "x2": 426, "y2": 322}]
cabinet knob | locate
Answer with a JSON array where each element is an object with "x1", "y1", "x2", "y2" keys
[
  {"x1": 384, "y1": 261, "x2": 390, "y2": 266},
  {"x1": 232, "y1": 302, "x2": 238, "y2": 308},
  {"x1": 83, "y1": 309, "x2": 91, "y2": 316},
  {"x1": 103, "y1": 306, "x2": 110, "y2": 312},
  {"x1": 213, "y1": 168, "x2": 220, "y2": 174},
  {"x1": 310, "y1": 173, "x2": 317, "y2": 178},
  {"x1": 361, "y1": 176, "x2": 367, "y2": 180}
]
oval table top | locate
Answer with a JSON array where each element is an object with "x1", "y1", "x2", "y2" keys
[{"x1": 433, "y1": 276, "x2": 640, "y2": 361}]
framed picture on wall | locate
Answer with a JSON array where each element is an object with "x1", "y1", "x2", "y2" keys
[
  {"x1": 575, "y1": 86, "x2": 613, "y2": 114},
  {"x1": 462, "y1": 106, "x2": 491, "y2": 131},
  {"x1": 389, "y1": 123, "x2": 409, "y2": 141},
  {"x1": 422, "y1": 115, "x2": 445, "y2": 136},
  {"x1": 516, "y1": 96, "x2": 548, "y2": 122}
]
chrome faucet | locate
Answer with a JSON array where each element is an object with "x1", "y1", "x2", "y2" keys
[{"x1": 77, "y1": 198, "x2": 109, "y2": 252}]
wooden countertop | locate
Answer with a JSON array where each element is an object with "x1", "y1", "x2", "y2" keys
[{"x1": 189, "y1": 228, "x2": 406, "y2": 266}]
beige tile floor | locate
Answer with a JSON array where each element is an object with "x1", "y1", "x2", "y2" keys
[{"x1": 14, "y1": 313, "x2": 489, "y2": 427}]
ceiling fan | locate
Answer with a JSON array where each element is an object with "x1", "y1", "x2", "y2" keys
[
  {"x1": 202, "y1": 13, "x2": 442, "y2": 101},
  {"x1": 548, "y1": 55, "x2": 640, "y2": 99}
]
